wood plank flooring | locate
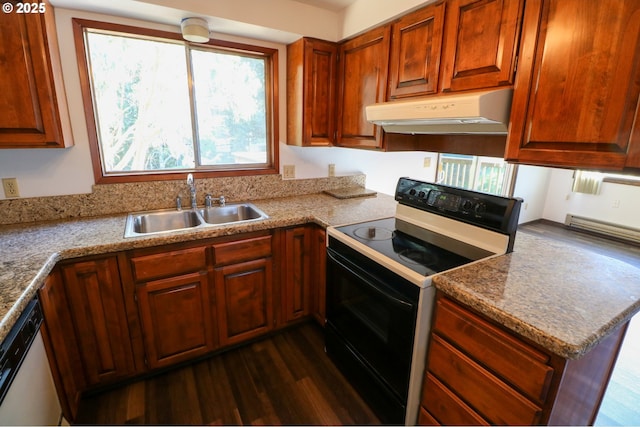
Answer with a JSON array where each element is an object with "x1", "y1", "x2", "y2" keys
[
  {"x1": 519, "y1": 220, "x2": 640, "y2": 426},
  {"x1": 75, "y1": 322, "x2": 380, "y2": 425}
]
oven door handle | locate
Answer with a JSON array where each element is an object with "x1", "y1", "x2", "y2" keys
[{"x1": 327, "y1": 249, "x2": 415, "y2": 310}]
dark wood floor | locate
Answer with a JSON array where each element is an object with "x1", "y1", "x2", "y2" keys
[{"x1": 75, "y1": 322, "x2": 380, "y2": 425}]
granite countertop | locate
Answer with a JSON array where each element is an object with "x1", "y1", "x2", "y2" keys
[
  {"x1": 2, "y1": 191, "x2": 640, "y2": 361},
  {"x1": 433, "y1": 231, "x2": 640, "y2": 359},
  {"x1": 0, "y1": 192, "x2": 397, "y2": 343}
]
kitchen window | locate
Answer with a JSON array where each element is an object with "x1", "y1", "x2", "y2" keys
[
  {"x1": 436, "y1": 154, "x2": 515, "y2": 196},
  {"x1": 73, "y1": 19, "x2": 278, "y2": 183}
]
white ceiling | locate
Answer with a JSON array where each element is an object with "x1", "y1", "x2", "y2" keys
[
  {"x1": 49, "y1": 0, "x2": 353, "y2": 43},
  {"x1": 292, "y1": 0, "x2": 357, "y2": 11}
]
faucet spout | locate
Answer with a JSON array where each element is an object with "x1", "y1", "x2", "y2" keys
[{"x1": 187, "y1": 173, "x2": 197, "y2": 209}]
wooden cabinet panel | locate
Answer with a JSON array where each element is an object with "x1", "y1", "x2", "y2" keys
[
  {"x1": 212, "y1": 235, "x2": 272, "y2": 266},
  {"x1": 38, "y1": 269, "x2": 85, "y2": 422},
  {"x1": 287, "y1": 38, "x2": 338, "y2": 146},
  {"x1": 0, "y1": 0, "x2": 73, "y2": 148},
  {"x1": 60, "y1": 257, "x2": 135, "y2": 386},
  {"x1": 421, "y1": 373, "x2": 488, "y2": 425},
  {"x1": 428, "y1": 334, "x2": 543, "y2": 425},
  {"x1": 440, "y1": 0, "x2": 523, "y2": 92},
  {"x1": 216, "y1": 258, "x2": 273, "y2": 346},
  {"x1": 311, "y1": 226, "x2": 327, "y2": 325},
  {"x1": 418, "y1": 407, "x2": 439, "y2": 425},
  {"x1": 336, "y1": 25, "x2": 391, "y2": 149},
  {"x1": 388, "y1": 2, "x2": 444, "y2": 99},
  {"x1": 283, "y1": 227, "x2": 312, "y2": 322},
  {"x1": 129, "y1": 246, "x2": 208, "y2": 282},
  {"x1": 505, "y1": 0, "x2": 640, "y2": 169},
  {"x1": 136, "y1": 272, "x2": 216, "y2": 369},
  {"x1": 433, "y1": 297, "x2": 553, "y2": 403}
]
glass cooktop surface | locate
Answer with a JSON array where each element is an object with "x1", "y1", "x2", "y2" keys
[{"x1": 335, "y1": 217, "x2": 493, "y2": 277}]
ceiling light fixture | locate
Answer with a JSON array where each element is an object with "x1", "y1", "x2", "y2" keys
[{"x1": 181, "y1": 17, "x2": 210, "y2": 43}]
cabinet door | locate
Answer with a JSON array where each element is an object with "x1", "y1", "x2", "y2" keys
[
  {"x1": 38, "y1": 269, "x2": 85, "y2": 422},
  {"x1": 136, "y1": 272, "x2": 216, "y2": 369},
  {"x1": 505, "y1": 0, "x2": 640, "y2": 169},
  {"x1": 0, "y1": 0, "x2": 72, "y2": 148},
  {"x1": 287, "y1": 38, "x2": 338, "y2": 146},
  {"x1": 61, "y1": 257, "x2": 135, "y2": 386},
  {"x1": 336, "y1": 26, "x2": 391, "y2": 149},
  {"x1": 312, "y1": 227, "x2": 327, "y2": 325},
  {"x1": 388, "y1": 2, "x2": 445, "y2": 99},
  {"x1": 216, "y1": 258, "x2": 273, "y2": 346},
  {"x1": 283, "y1": 227, "x2": 312, "y2": 323},
  {"x1": 440, "y1": 0, "x2": 523, "y2": 92}
]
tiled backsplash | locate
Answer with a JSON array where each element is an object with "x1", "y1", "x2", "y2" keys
[{"x1": 0, "y1": 174, "x2": 366, "y2": 225}]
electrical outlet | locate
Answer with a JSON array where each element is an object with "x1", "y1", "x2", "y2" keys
[
  {"x1": 2, "y1": 178, "x2": 20, "y2": 198},
  {"x1": 283, "y1": 165, "x2": 295, "y2": 179},
  {"x1": 328, "y1": 164, "x2": 336, "y2": 177}
]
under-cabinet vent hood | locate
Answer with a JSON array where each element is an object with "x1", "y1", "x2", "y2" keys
[{"x1": 365, "y1": 88, "x2": 513, "y2": 135}]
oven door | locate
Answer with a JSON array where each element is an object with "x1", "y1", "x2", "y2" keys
[{"x1": 325, "y1": 240, "x2": 419, "y2": 424}]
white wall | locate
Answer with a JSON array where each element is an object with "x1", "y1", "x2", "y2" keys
[
  {"x1": 512, "y1": 165, "x2": 551, "y2": 224},
  {"x1": 280, "y1": 143, "x2": 439, "y2": 195},
  {"x1": 542, "y1": 169, "x2": 640, "y2": 229}
]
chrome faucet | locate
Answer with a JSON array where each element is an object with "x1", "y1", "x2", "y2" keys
[
  {"x1": 187, "y1": 173, "x2": 197, "y2": 209},
  {"x1": 205, "y1": 193, "x2": 226, "y2": 207}
]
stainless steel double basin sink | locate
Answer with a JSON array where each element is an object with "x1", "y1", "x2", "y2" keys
[{"x1": 124, "y1": 203, "x2": 268, "y2": 238}]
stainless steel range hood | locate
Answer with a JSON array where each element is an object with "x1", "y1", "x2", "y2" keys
[{"x1": 365, "y1": 88, "x2": 513, "y2": 135}]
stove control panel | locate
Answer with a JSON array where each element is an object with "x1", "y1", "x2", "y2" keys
[{"x1": 395, "y1": 177, "x2": 522, "y2": 234}]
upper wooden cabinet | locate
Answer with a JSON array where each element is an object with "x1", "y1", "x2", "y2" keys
[
  {"x1": 0, "y1": 0, "x2": 73, "y2": 148},
  {"x1": 505, "y1": 0, "x2": 640, "y2": 170},
  {"x1": 439, "y1": 0, "x2": 524, "y2": 92},
  {"x1": 287, "y1": 38, "x2": 338, "y2": 146},
  {"x1": 336, "y1": 25, "x2": 391, "y2": 149},
  {"x1": 387, "y1": 2, "x2": 445, "y2": 100}
]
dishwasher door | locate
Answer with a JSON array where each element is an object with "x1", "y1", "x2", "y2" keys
[{"x1": 0, "y1": 331, "x2": 61, "y2": 425}]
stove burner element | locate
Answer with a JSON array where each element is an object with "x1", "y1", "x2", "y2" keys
[{"x1": 354, "y1": 226, "x2": 394, "y2": 241}]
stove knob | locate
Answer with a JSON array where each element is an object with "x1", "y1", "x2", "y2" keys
[
  {"x1": 462, "y1": 200, "x2": 473, "y2": 211},
  {"x1": 474, "y1": 203, "x2": 486, "y2": 214},
  {"x1": 418, "y1": 191, "x2": 426, "y2": 198},
  {"x1": 409, "y1": 189, "x2": 417, "y2": 196}
]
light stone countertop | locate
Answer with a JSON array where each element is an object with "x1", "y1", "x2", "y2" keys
[
  {"x1": 2, "y1": 191, "x2": 640, "y2": 361},
  {"x1": 433, "y1": 231, "x2": 640, "y2": 359},
  {"x1": 0, "y1": 193, "x2": 397, "y2": 343}
]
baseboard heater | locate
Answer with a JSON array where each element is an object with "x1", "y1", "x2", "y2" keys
[{"x1": 564, "y1": 214, "x2": 640, "y2": 244}]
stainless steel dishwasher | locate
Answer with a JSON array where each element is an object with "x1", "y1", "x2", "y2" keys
[{"x1": 0, "y1": 297, "x2": 62, "y2": 425}]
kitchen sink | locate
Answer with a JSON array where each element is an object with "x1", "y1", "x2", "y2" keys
[
  {"x1": 199, "y1": 204, "x2": 266, "y2": 225},
  {"x1": 124, "y1": 203, "x2": 268, "y2": 238}
]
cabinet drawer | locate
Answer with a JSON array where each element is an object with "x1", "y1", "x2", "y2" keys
[
  {"x1": 421, "y1": 373, "x2": 488, "y2": 425},
  {"x1": 129, "y1": 246, "x2": 208, "y2": 282},
  {"x1": 212, "y1": 235, "x2": 272, "y2": 266},
  {"x1": 434, "y1": 297, "x2": 553, "y2": 403},
  {"x1": 428, "y1": 334, "x2": 543, "y2": 425}
]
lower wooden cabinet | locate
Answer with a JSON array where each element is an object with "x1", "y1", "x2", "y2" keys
[
  {"x1": 215, "y1": 258, "x2": 273, "y2": 346},
  {"x1": 59, "y1": 256, "x2": 136, "y2": 386},
  {"x1": 418, "y1": 293, "x2": 628, "y2": 425},
  {"x1": 135, "y1": 271, "x2": 217, "y2": 369},
  {"x1": 38, "y1": 226, "x2": 327, "y2": 422},
  {"x1": 282, "y1": 226, "x2": 312, "y2": 323},
  {"x1": 39, "y1": 268, "x2": 85, "y2": 422},
  {"x1": 311, "y1": 226, "x2": 327, "y2": 325}
]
